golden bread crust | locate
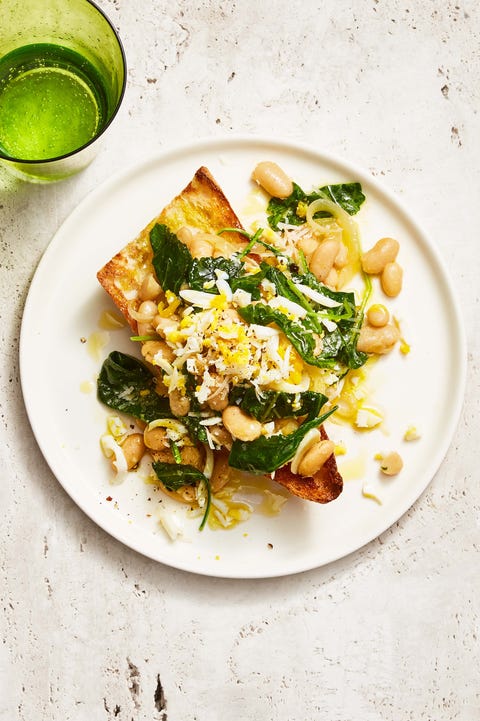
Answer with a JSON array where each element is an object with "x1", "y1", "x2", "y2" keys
[{"x1": 96, "y1": 166, "x2": 245, "y2": 331}]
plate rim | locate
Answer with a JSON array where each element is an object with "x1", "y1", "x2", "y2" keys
[{"x1": 19, "y1": 134, "x2": 468, "y2": 578}]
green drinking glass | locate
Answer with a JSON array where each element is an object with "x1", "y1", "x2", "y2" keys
[{"x1": 0, "y1": 0, "x2": 126, "y2": 182}]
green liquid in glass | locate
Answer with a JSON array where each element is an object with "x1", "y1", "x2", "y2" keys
[{"x1": 0, "y1": 43, "x2": 109, "y2": 161}]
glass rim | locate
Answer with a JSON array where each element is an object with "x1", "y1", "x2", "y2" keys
[{"x1": 0, "y1": 0, "x2": 127, "y2": 165}]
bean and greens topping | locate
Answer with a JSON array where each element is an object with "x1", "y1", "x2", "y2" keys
[{"x1": 98, "y1": 164, "x2": 404, "y2": 530}]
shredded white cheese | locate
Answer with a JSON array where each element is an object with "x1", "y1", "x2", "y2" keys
[
  {"x1": 157, "y1": 508, "x2": 184, "y2": 540},
  {"x1": 294, "y1": 282, "x2": 342, "y2": 308}
]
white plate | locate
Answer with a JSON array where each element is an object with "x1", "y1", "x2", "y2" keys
[{"x1": 20, "y1": 137, "x2": 466, "y2": 578}]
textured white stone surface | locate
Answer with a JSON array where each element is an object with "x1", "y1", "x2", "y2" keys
[{"x1": 1, "y1": 1, "x2": 479, "y2": 719}]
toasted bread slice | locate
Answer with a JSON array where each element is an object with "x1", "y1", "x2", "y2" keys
[
  {"x1": 97, "y1": 166, "x2": 245, "y2": 331},
  {"x1": 97, "y1": 166, "x2": 343, "y2": 504}
]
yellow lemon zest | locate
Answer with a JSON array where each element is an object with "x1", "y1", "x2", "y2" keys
[
  {"x1": 296, "y1": 201, "x2": 308, "y2": 218},
  {"x1": 362, "y1": 485, "x2": 383, "y2": 505},
  {"x1": 393, "y1": 316, "x2": 410, "y2": 355}
]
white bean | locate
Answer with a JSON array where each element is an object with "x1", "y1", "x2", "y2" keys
[
  {"x1": 297, "y1": 440, "x2": 335, "y2": 477},
  {"x1": 324, "y1": 267, "x2": 338, "y2": 289},
  {"x1": 143, "y1": 426, "x2": 168, "y2": 451},
  {"x1": 121, "y1": 433, "x2": 145, "y2": 470},
  {"x1": 309, "y1": 239, "x2": 340, "y2": 282},
  {"x1": 296, "y1": 233, "x2": 319, "y2": 260},
  {"x1": 141, "y1": 340, "x2": 175, "y2": 365},
  {"x1": 334, "y1": 243, "x2": 349, "y2": 269},
  {"x1": 252, "y1": 161, "x2": 293, "y2": 198},
  {"x1": 137, "y1": 321, "x2": 154, "y2": 336},
  {"x1": 222, "y1": 406, "x2": 262, "y2": 442},
  {"x1": 139, "y1": 273, "x2": 161, "y2": 301},
  {"x1": 169, "y1": 389, "x2": 190, "y2": 417},
  {"x1": 379, "y1": 451, "x2": 403, "y2": 476},
  {"x1": 138, "y1": 300, "x2": 157, "y2": 318},
  {"x1": 361, "y1": 237, "x2": 399, "y2": 274},
  {"x1": 210, "y1": 452, "x2": 231, "y2": 492},
  {"x1": 189, "y1": 234, "x2": 214, "y2": 259},
  {"x1": 357, "y1": 323, "x2": 400, "y2": 354},
  {"x1": 366, "y1": 304, "x2": 389, "y2": 328},
  {"x1": 176, "y1": 226, "x2": 195, "y2": 247},
  {"x1": 207, "y1": 384, "x2": 230, "y2": 411},
  {"x1": 381, "y1": 261, "x2": 403, "y2": 297}
]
